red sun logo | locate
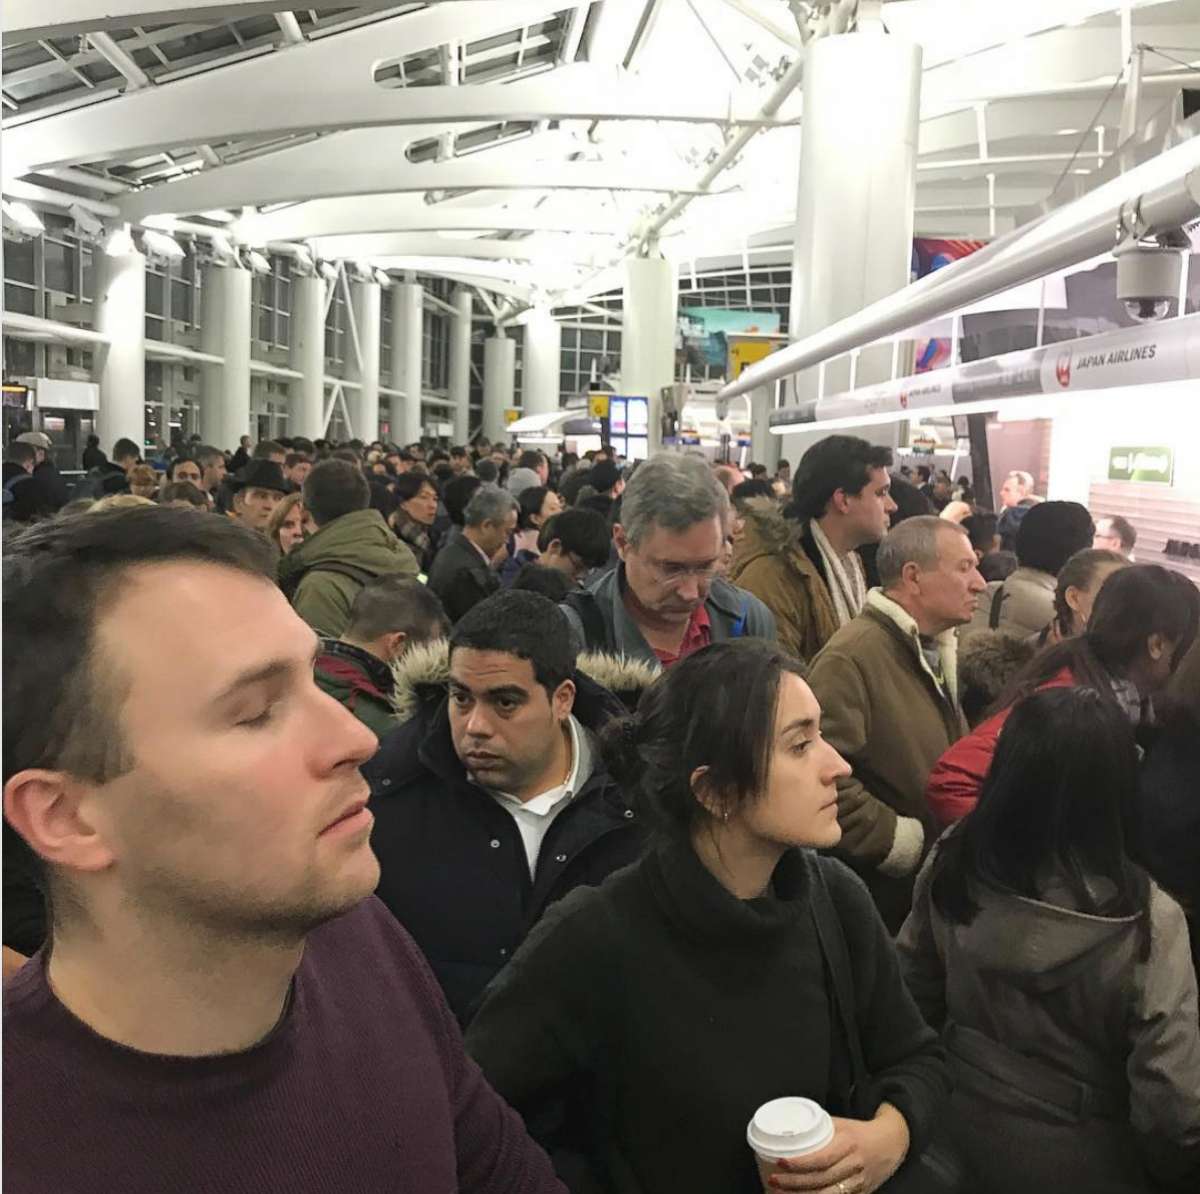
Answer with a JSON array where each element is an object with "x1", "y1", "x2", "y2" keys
[{"x1": 1055, "y1": 351, "x2": 1072, "y2": 388}]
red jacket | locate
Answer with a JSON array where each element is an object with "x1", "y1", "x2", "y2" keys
[{"x1": 925, "y1": 667, "x2": 1076, "y2": 826}]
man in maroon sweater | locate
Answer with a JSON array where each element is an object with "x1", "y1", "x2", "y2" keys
[{"x1": 2, "y1": 506, "x2": 564, "y2": 1194}]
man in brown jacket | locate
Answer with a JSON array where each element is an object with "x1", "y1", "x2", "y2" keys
[
  {"x1": 807, "y1": 516, "x2": 986, "y2": 931},
  {"x1": 730, "y1": 435, "x2": 896, "y2": 663}
]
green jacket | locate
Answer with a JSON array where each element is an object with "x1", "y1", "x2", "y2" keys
[
  {"x1": 279, "y1": 508, "x2": 419, "y2": 637},
  {"x1": 314, "y1": 640, "x2": 398, "y2": 740}
]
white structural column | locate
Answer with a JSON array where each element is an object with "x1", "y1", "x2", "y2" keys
[
  {"x1": 521, "y1": 308, "x2": 562, "y2": 417},
  {"x1": 482, "y1": 334, "x2": 516, "y2": 443},
  {"x1": 781, "y1": 31, "x2": 922, "y2": 462},
  {"x1": 621, "y1": 254, "x2": 676, "y2": 453},
  {"x1": 448, "y1": 288, "x2": 473, "y2": 443},
  {"x1": 199, "y1": 264, "x2": 251, "y2": 451},
  {"x1": 94, "y1": 248, "x2": 147, "y2": 451},
  {"x1": 289, "y1": 274, "x2": 327, "y2": 441},
  {"x1": 391, "y1": 280, "x2": 424, "y2": 445},
  {"x1": 349, "y1": 279, "x2": 381, "y2": 442}
]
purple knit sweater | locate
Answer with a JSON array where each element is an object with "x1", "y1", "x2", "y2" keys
[{"x1": 3, "y1": 897, "x2": 564, "y2": 1194}]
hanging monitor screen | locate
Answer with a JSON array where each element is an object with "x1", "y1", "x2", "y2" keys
[
  {"x1": 609, "y1": 398, "x2": 627, "y2": 435},
  {"x1": 627, "y1": 397, "x2": 648, "y2": 435}
]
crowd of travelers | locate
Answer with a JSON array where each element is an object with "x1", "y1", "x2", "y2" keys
[{"x1": 3, "y1": 425, "x2": 1197, "y2": 1194}]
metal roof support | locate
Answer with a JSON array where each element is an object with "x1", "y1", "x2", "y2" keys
[
  {"x1": 88, "y1": 31, "x2": 152, "y2": 90},
  {"x1": 720, "y1": 148, "x2": 1200, "y2": 401},
  {"x1": 275, "y1": 12, "x2": 305, "y2": 45}
]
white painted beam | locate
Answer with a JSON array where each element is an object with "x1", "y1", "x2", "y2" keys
[{"x1": 118, "y1": 144, "x2": 726, "y2": 219}]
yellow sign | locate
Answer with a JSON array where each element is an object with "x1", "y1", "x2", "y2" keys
[
  {"x1": 503, "y1": 408, "x2": 521, "y2": 425},
  {"x1": 728, "y1": 339, "x2": 777, "y2": 379},
  {"x1": 588, "y1": 394, "x2": 610, "y2": 419}
]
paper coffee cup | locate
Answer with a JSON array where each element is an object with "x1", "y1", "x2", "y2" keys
[{"x1": 747, "y1": 1097, "x2": 834, "y2": 1188}]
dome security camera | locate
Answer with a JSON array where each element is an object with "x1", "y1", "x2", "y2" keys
[{"x1": 1115, "y1": 242, "x2": 1182, "y2": 323}]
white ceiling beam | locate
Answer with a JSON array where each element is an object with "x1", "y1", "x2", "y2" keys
[
  {"x1": 274, "y1": 12, "x2": 305, "y2": 46},
  {"x1": 2, "y1": 0, "x2": 396, "y2": 40},
  {"x1": 117, "y1": 134, "x2": 728, "y2": 218},
  {"x1": 237, "y1": 197, "x2": 625, "y2": 240},
  {"x1": 307, "y1": 233, "x2": 607, "y2": 262},
  {"x1": 5, "y1": 62, "x2": 789, "y2": 181}
]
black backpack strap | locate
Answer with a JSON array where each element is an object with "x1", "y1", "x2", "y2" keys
[
  {"x1": 807, "y1": 857, "x2": 870, "y2": 1101},
  {"x1": 280, "y1": 560, "x2": 377, "y2": 602},
  {"x1": 562, "y1": 589, "x2": 608, "y2": 653},
  {"x1": 987, "y1": 584, "x2": 1006, "y2": 631}
]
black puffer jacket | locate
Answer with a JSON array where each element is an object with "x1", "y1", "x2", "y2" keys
[{"x1": 363, "y1": 644, "x2": 654, "y2": 1022}]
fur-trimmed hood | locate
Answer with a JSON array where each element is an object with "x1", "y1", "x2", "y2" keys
[
  {"x1": 390, "y1": 638, "x2": 660, "y2": 724},
  {"x1": 734, "y1": 498, "x2": 798, "y2": 561}
]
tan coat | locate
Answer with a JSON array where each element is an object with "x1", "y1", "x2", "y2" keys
[
  {"x1": 807, "y1": 590, "x2": 968, "y2": 930},
  {"x1": 728, "y1": 501, "x2": 840, "y2": 663}
]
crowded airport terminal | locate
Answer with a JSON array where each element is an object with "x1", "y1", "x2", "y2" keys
[{"x1": 2, "y1": 1, "x2": 1200, "y2": 1191}]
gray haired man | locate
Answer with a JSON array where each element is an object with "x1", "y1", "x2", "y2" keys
[
  {"x1": 560, "y1": 453, "x2": 775, "y2": 665},
  {"x1": 806, "y1": 515, "x2": 986, "y2": 931},
  {"x1": 427, "y1": 484, "x2": 518, "y2": 623}
]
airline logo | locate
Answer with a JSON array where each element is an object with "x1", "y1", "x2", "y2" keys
[{"x1": 1055, "y1": 350, "x2": 1072, "y2": 388}]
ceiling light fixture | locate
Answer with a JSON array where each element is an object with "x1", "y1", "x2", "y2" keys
[
  {"x1": 319, "y1": 261, "x2": 339, "y2": 282},
  {"x1": 374, "y1": 268, "x2": 392, "y2": 288},
  {"x1": 67, "y1": 203, "x2": 104, "y2": 238},
  {"x1": 246, "y1": 249, "x2": 272, "y2": 274}
]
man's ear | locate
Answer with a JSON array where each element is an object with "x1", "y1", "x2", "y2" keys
[
  {"x1": 552, "y1": 678, "x2": 576, "y2": 722},
  {"x1": 613, "y1": 524, "x2": 629, "y2": 560},
  {"x1": 1146, "y1": 632, "x2": 1168, "y2": 662},
  {"x1": 3, "y1": 770, "x2": 115, "y2": 877},
  {"x1": 382, "y1": 630, "x2": 408, "y2": 663}
]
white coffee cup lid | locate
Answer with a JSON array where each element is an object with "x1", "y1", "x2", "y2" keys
[{"x1": 746, "y1": 1097, "x2": 834, "y2": 1160}]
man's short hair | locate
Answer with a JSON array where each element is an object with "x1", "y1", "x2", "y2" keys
[
  {"x1": 394, "y1": 472, "x2": 436, "y2": 504},
  {"x1": 511, "y1": 562, "x2": 572, "y2": 603},
  {"x1": 876, "y1": 515, "x2": 967, "y2": 588},
  {"x1": 475, "y1": 460, "x2": 499, "y2": 484},
  {"x1": 111, "y1": 437, "x2": 140, "y2": 462},
  {"x1": 450, "y1": 589, "x2": 575, "y2": 697},
  {"x1": 1097, "y1": 514, "x2": 1137, "y2": 552},
  {"x1": 464, "y1": 484, "x2": 518, "y2": 529},
  {"x1": 537, "y1": 508, "x2": 612, "y2": 568},
  {"x1": 731, "y1": 478, "x2": 776, "y2": 507},
  {"x1": 301, "y1": 459, "x2": 371, "y2": 527},
  {"x1": 961, "y1": 512, "x2": 998, "y2": 554},
  {"x1": 343, "y1": 575, "x2": 448, "y2": 644},
  {"x1": 450, "y1": 446, "x2": 469, "y2": 460},
  {"x1": 618, "y1": 453, "x2": 729, "y2": 548},
  {"x1": 3, "y1": 508, "x2": 275, "y2": 788},
  {"x1": 284, "y1": 452, "x2": 310, "y2": 470},
  {"x1": 253, "y1": 440, "x2": 285, "y2": 460},
  {"x1": 517, "y1": 449, "x2": 547, "y2": 473},
  {"x1": 790, "y1": 436, "x2": 893, "y2": 522},
  {"x1": 6, "y1": 442, "x2": 37, "y2": 467},
  {"x1": 158, "y1": 481, "x2": 209, "y2": 509},
  {"x1": 589, "y1": 461, "x2": 621, "y2": 495},
  {"x1": 195, "y1": 444, "x2": 224, "y2": 469}
]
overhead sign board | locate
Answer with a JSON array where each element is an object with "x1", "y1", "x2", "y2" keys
[
  {"x1": 588, "y1": 394, "x2": 610, "y2": 419},
  {"x1": 503, "y1": 408, "x2": 520, "y2": 425}
]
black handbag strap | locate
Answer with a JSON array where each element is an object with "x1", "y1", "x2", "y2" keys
[{"x1": 807, "y1": 857, "x2": 870, "y2": 1097}]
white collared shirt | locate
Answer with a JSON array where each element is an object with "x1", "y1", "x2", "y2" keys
[{"x1": 488, "y1": 715, "x2": 593, "y2": 877}]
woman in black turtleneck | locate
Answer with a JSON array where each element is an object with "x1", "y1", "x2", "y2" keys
[{"x1": 466, "y1": 640, "x2": 948, "y2": 1194}]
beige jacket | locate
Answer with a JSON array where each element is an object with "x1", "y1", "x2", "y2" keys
[{"x1": 807, "y1": 590, "x2": 967, "y2": 929}]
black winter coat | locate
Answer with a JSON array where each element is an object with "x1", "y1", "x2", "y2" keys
[
  {"x1": 467, "y1": 843, "x2": 949, "y2": 1194},
  {"x1": 363, "y1": 672, "x2": 645, "y2": 1022},
  {"x1": 426, "y1": 533, "x2": 500, "y2": 623}
]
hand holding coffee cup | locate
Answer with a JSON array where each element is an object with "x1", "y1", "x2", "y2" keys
[{"x1": 748, "y1": 1099, "x2": 910, "y2": 1193}]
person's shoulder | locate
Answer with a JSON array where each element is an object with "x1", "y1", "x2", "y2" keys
[{"x1": 305, "y1": 896, "x2": 429, "y2": 981}]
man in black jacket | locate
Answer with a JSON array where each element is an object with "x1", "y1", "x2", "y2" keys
[
  {"x1": 427, "y1": 483, "x2": 517, "y2": 623},
  {"x1": 363, "y1": 590, "x2": 644, "y2": 1022}
]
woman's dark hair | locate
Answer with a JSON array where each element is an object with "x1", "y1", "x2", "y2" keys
[
  {"x1": 885, "y1": 475, "x2": 934, "y2": 526},
  {"x1": 517, "y1": 486, "x2": 552, "y2": 531},
  {"x1": 599, "y1": 639, "x2": 806, "y2": 839},
  {"x1": 1050, "y1": 547, "x2": 1128, "y2": 637},
  {"x1": 998, "y1": 564, "x2": 1200, "y2": 712},
  {"x1": 442, "y1": 474, "x2": 483, "y2": 526},
  {"x1": 1014, "y1": 500, "x2": 1095, "y2": 575},
  {"x1": 394, "y1": 471, "x2": 436, "y2": 504},
  {"x1": 931, "y1": 687, "x2": 1149, "y2": 942}
]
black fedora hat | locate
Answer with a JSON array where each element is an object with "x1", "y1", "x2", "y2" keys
[{"x1": 231, "y1": 459, "x2": 290, "y2": 495}]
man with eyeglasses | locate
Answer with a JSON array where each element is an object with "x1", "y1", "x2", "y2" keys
[{"x1": 560, "y1": 454, "x2": 775, "y2": 666}]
